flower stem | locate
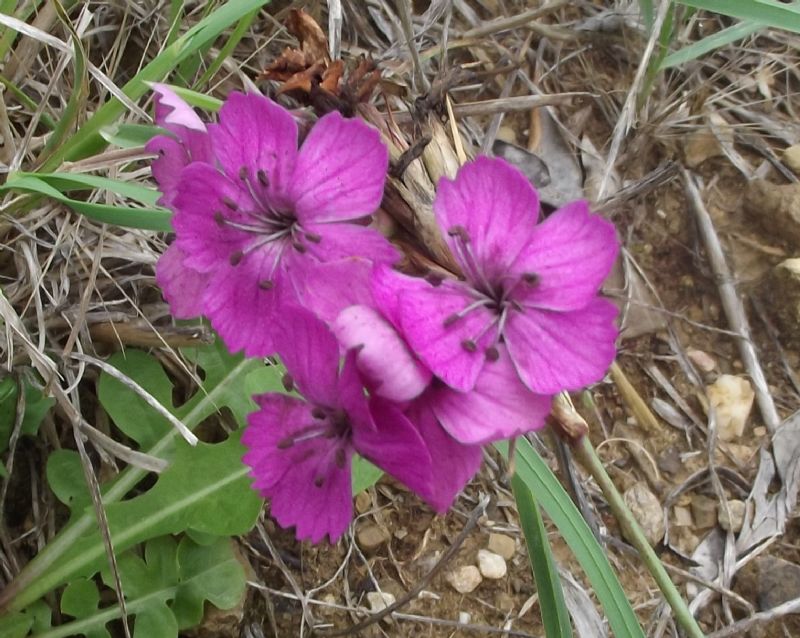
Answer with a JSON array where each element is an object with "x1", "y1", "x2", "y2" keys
[{"x1": 571, "y1": 435, "x2": 706, "y2": 638}]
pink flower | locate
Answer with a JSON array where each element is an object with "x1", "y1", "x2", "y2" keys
[
  {"x1": 155, "y1": 91, "x2": 397, "y2": 356},
  {"x1": 241, "y1": 307, "x2": 434, "y2": 543},
  {"x1": 373, "y1": 156, "x2": 619, "y2": 395}
]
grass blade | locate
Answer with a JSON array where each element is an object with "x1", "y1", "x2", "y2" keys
[
  {"x1": 0, "y1": 175, "x2": 171, "y2": 231},
  {"x1": 512, "y1": 473, "x2": 572, "y2": 638},
  {"x1": 497, "y1": 439, "x2": 645, "y2": 638},
  {"x1": 659, "y1": 19, "x2": 763, "y2": 69},
  {"x1": 677, "y1": 0, "x2": 800, "y2": 34}
]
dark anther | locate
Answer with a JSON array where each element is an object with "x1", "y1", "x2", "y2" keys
[
  {"x1": 425, "y1": 272, "x2": 445, "y2": 287},
  {"x1": 257, "y1": 169, "x2": 269, "y2": 187},
  {"x1": 157, "y1": 149, "x2": 165, "y2": 156},
  {"x1": 461, "y1": 339, "x2": 477, "y2": 352},
  {"x1": 282, "y1": 373, "x2": 295, "y2": 392},
  {"x1": 485, "y1": 346, "x2": 500, "y2": 362},
  {"x1": 443, "y1": 314, "x2": 460, "y2": 328},
  {"x1": 311, "y1": 407, "x2": 326, "y2": 420},
  {"x1": 447, "y1": 225, "x2": 469, "y2": 242},
  {"x1": 258, "y1": 280, "x2": 274, "y2": 290},
  {"x1": 304, "y1": 232, "x2": 322, "y2": 243},
  {"x1": 222, "y1": 196, "x2": 238, "y2": 210},
  {"x1": 314, "y1": 475, "x2": 325, "y2": 488},
  {"x1": 213, "y1": 211, "x2": 226, "y2": 226},
  {"x1": 292, "y1": 241, "x2": 307, "y2": 254},
  {"x1": 276, "y1": 436, "x2": 294, "y2": 449},
  {"x1": 523, "y1": 272, "x2": 540, "y2": 285},
  {"x1": 239, "y1": 166, "x2": 248, "y2": 180},
  {"x1": 335, "y1": 448, "x2": 346, "y2": 469},
  {"x1": 229, "y1": 250, "x2": 244, "y2": 266}
]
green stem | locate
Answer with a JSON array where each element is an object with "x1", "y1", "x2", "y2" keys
[{"x1": 572, "y1": 436, "x2": 706, "y2": 638}]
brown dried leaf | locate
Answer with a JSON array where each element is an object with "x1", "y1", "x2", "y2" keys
[{"x1": 286, "y1": 8, "x2": 329, "y2": 63}]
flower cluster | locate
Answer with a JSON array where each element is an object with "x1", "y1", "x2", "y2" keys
[{"x1": 150, "y1": 85, "x2": 620, "y2": 543}]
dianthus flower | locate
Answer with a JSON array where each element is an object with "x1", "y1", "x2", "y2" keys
[
  {"x1": 373, "y1": 156, "x2": 619, "y2": 395},
  {"x1": 242, "y1": 307, "x2": 435, "y2": 543},
  {"x1": 154, "y1": 91, "x2": 397, "y2": 356}
]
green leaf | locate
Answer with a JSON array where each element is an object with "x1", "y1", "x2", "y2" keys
[
  {"x1": 351, "y1": 456, "x2": 383, "y2": 495},
  {"x1": 0, "y1": 175, "x2": 172, "y2": 232},
  {"x1": 31, "y1": 536, "x2": 244, "y2": 638},
  {"x1": 60, "y1": 579, "x2": 111, "y2": 638},
  {"x1": 163, "y1": 85, "x2": 222, "y2": 112},
  {"x1": 0, "y1": 375, "x2": 54, "y2": 476},
  {"x1": 512, "y1": 474, "x2": 572, "y2": 638},
  {"x1": 7, "y1": 172, "x2": 163, "y2": 207},
  {"x1": 0, "y1": 601, "x2": 51, "y2": 638},
  {"x1": 100, "y1": 123, "x2": 163, "y2": 148},
  {"x1": 676, "y1": 0, "x2": 800, "y2": 34},
  {"x1": 498, "y1": 439, "x2": 645, "y2": 638},
  {"x1": 36, "y1": 433, "x2": 260, "y2": 607},
  {"x1": 98, "y1": 350, "x2": 177, "y2": 449},
  {"x1": 46, "y1": 450, "x2": 92, "y2": 516},
  {"x1": 659, "y1": 20, "x2": 763, "y2": 69},
  {"x1": 3, "y1": 342, "x2": 268, "y2": 613}
]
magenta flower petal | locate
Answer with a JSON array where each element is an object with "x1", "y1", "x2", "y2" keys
[
  {"x1": 243, "y1": 394, "x2": 354, "y2": 543},
  {"x1": 509, "y1": 200, "x2": 619, "y2": 311},
  {"x1": 210, "y1": 92, "x2": 298, "y2": 206},
  {"x1": 333, "y1": 305, "x2": 431, "y2": 401},
  {"x1": 295, "y1": 258, "x2": 375, "y2": 324},
  {"x1": 434, "y1": 156, "x2": 539, "y2": 280},
  {"x1": 201, "y1": 261, "x2": 285, "y2": 358},
  {"x1": 357, "y1": 398, "x2": 434, "y2": 498},
  {"x1": 430, "y1": 347, "x2": 553, "y2": 444},
  {"x1": 303, "y1": 221, "x2": 399, "y2": 265},
  {"x1": 505, "y1": 297, "x2": 619, "y2": 394},
  {"x1": 147, "y1": 136, "x2": 190, "y2": 207},
  {"x1": 155, "y1": 244, "x2": 208, "y2": 319},
  {"x1": 373, "y1": 269, "x2": 491, "y2": 392},
  {"x1": 405, "y1": 401, "x2": 482, "y2": 511},
  {"x1": 289, "y1": 112, "x2": 388, "y2": 223},
  {"x1": 151, "y1": 83, "x2": 205, "y2": 132},
  {"x1": 171, "y1": 163, "x2": 253, "y2": 272},
  {"x1": 275, "y1": 306, "x2": 341, "y2": 406}
]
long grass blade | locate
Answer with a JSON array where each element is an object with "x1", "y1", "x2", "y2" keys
[
  {"x1": 512, "y1": 473, "x2": 572, "y2": 638},
  {"x1": 677, "y1": 0, "x2": 800, "y2": 34}
]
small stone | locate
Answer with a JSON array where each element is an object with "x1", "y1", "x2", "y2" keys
[
  {"x1": 495, "y1": 592, "x2": 515, "y2": 613},
  {"x1": 357, "y1": 524, "x2": 389, "y2": 552},
  {"x1": 744, "y1": 180, "x2": 800, "y2": 247},
  {"x1": 690, "y1": 494, "x2": 718, "y2": 530},
  {"x1": 477, "y1": 549, "x2": 507, "y2": 579},
  {"x1": 784, "y1": 144, "x2": 800, "y2": 174},
  {"x1": 446, "y1": 565, "x2": 482, "y2": 594},
  {"x1": 487, "y1": 533, "x2": 516, "y2": 560},
  {"x1": 687, "y1": 348, "x2": 716, "y2": 373},
  {"x1": 766, "y1": 259, "x2": 800, "y2": 348},
  {"x1": 366, "y1": 591, "x2": 396, "y2": 614},
  {"x1": 673, "y1": 505, "x2": 694, "y2": 527},
  {"x1": 718, "y1": 500, "x2": 746, "y2": 533},
  {"x1": 707, "y1": 375, "x2": 755, "y2": 441},
  {"x1": 355, "y1": 491, "x2": 372, "y2": 514},
  {"x1": 458, "y1": 611, "x2": 471, "y2": 624},
  {"x1": 623, "y1": 484, "x2": 665, "y2": 546}
]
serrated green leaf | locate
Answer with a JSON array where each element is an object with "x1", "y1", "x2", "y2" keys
[
  {"x1": 98, "y1": 350, "x2": 176, "y2": 449},
  {"x1": 351, "y1": 456, "x2": 382, "y2": 495},
  {"x1": 46, "y1": 450, "x2": 91, "y2": 515},
  {"x1": 0, "y1": 376, "x2": 55, "y2": 471},
  {"x1": 60, "y1": 579, "x2": 110, "y2": 638},
  {"x1": 0, "y1": 601, "x2": 51, "y2": 638},
  {"x1": 33, "y1": 536, "x2": 244, "y2": 638},
  {"x1": 4, "y1": 342, "x2": 268, "y2": 613},
  {"x1": 133, "y1": 602, "x2": 177, "y2": 638},
  {"x1": 498, "y1": 439, "x2": 645, "y2": 638}
]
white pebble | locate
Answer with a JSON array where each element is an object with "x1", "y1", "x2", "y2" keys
[
  {"x1": 477, "y1": 549, "x2": 507, "y2": 579},
  {"x1": 446, "y1": 565, "x2": 482, "y2": 593}
]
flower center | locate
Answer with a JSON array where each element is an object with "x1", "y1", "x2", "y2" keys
[
  {"x1": 216, "y1": 167, "x2": 321, "y2": 288},
  {"x1": 275, "y1": 405, "x2": 351, "y2": 488},
  {"x1": 443, "y1": 225, "x2": 539, "y2": 360}
]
